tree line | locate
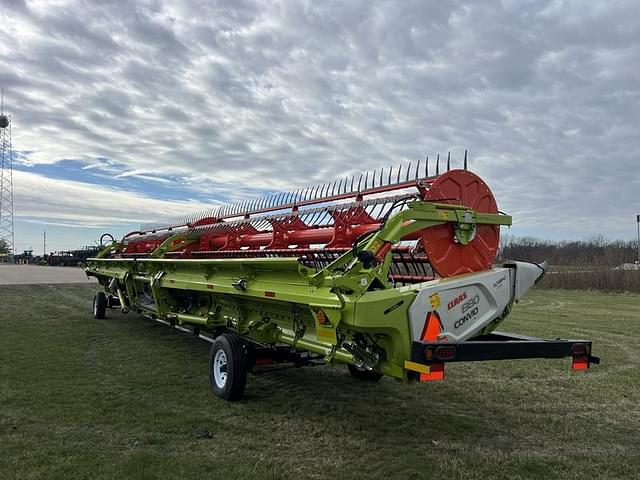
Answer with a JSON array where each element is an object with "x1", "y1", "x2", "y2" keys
[{"x1": 498, "y1": 236, "x2": 639, "y2": 266}]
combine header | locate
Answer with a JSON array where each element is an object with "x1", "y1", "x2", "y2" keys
[{"x1": 86, "y1": 153, "x2": 599, "y2": 400}]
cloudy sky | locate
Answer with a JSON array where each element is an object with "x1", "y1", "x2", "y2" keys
[{"x1": 1, "y1": 0, "x2": 639, "y2": 253}]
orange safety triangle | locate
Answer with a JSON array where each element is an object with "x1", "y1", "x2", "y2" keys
[{"x1": 419, "y1": 311, "x2": 445, "y2": 381}]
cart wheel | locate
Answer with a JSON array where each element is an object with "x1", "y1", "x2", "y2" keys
[
  {"x1": 92, "y1": 292, "x2": 107, "y2": 319},
  {"x1": 209, "y1": 334, "x2": 247, "y2": 401},
  {"x1": 347, "y1": 364, "x2": 383, "y2": 382}
]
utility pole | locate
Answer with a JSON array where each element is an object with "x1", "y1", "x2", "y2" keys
[
  {"x1": 43, "y1": 229, "x2": 46, "y2": 257},
  {"x1": 636, "y1": 215, "x2": 639, "y2": 264}
]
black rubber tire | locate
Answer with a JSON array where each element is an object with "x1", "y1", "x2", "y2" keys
[
  {"x1": 347, "y1": 364, "x2": 383, "y2": 382},
  {"x1": 209, "y1": 334, "x2": 248, "y2": 401},
  {"x1": 93, "y1": 292, "x2": 107, "y2": 319}
]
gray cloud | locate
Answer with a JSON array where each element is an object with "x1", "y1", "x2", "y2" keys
[{"x1": 1, "y1": 0, "x2": 639, "y2": 240}]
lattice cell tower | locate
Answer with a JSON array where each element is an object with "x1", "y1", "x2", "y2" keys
[{"x1": 0, "y1": 89, "x2": 15, "y2": 259}]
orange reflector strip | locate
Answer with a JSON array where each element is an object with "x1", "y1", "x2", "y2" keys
[
  {"x1": 420, "y1": 363, "x2": 445, "y2": 382},
  {"x1": 572, "y1": 355, "x2": 589, "y2": 370},
  {"x1": 264, "y1": 291, "x2": 276, "y2": 297},
  {"x1": 207, "y1": 284, "x2": 214, "y2": 289}
]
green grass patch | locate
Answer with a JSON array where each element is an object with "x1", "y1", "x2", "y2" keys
[{"x1": 1, "y1": 285, "x2": 639, "y2": 479}]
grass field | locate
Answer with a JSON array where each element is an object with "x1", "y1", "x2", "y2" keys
[{"x1": 1, "y1": 284, "x2": 639, "y2": 480}]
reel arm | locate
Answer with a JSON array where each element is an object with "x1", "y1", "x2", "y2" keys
[{"x1": 319, "y1": 201, "x2": 511, "y2": 296}]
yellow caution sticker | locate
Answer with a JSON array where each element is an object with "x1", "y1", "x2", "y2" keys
[
  {"x1": 429, "y1": 292, "x2": 441, "y2": 310},
  {"x1": 369, "y1": 239, "x2": 383, "y2": 252},
  {"x1": 316, "y1": 327, "x2": 337, "y2": 344},
  {"x1": 438, "y1": 210, "x2": 449, "y2": 220}
]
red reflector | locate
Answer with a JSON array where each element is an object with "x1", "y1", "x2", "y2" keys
[
  {"x1": 572, "y1": 355, "x2": 589, "y2": 370},
  {"x1": 419, "y1": 363, "x2": 445, "y2": 382},
  {"x1": 255, "y1": 358, "x2": 273, "y2": 365},
  {"x1": 571, "y1": 343, "x2": 589, "y2": 355},
  {"x1": 435, "y1": 346, "x2": 456, "y2": 360},
  {"x1": 206, "y1": 284, "x2": 214, "y2": 289},
  {"x1": 424, "y1": 348, "x2": 434, "y2": 361},
  {"x1": 316, "y1": 309, "x2": 329, "y2": 325},
  {"x1": 264, "y1": 291, "x2": 276, "y2": 297}
]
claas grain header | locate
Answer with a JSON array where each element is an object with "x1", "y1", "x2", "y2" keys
[{"x1": 86, "y1": 154, "x2": 598, "y2": 400}]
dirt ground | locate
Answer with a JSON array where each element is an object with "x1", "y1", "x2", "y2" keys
[{"x1": 0, "y1": 264, "x2": 97, "y2": 285}]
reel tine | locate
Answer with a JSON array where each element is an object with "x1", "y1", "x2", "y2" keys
[
  {"x1": 364, "y1": 171, "x2": 369, "y2": 190},
  {"x1": 350, "y1": 174, "x2": 355, "y2": 193},
  {"x1": 310, "y1": 183, "x2": 319, "y2": 200},
  {"x1": 388, "y1": 165, "x2": 393, "y2": 185},
  {"x1": 307, "y1": 210, "x2": 319, "y2": 225},
  {"x1": 330, "y1": 180, "x2": 337, "y2": 196},
  {"x1": 406, "y1": 162, "x2": 411, "y2": 181},
  {"x1": 447, "y1": 151, "x2": 451, "y2": 171},
  {"x1": 320, "y1": 182, "x2": 328, "y2": 198},
  {"x1": 436, "y1": 154, "x2": 440, "y2": 175},
  {"x1": 311, "y1": 210, "x2": 323, "y2": 225},
  {"x1": 415, "y1": 159, "x2": 420, "y2": 179},
  {"x1": 397, "y1": 163, "x2": 402, "y2": 183},
  {"x1": 337, "y1": 178, "x2": 343, "y2": 195},
  {"x1": 379, "y1": 168, "x2": 384, "y2": 187},
  {"x1": 464, "y1": 149, "x2": 468, "y2": 170},
  {"x1": 357, "y1": 173, "x2": 363, "y2": 192},
  {"x1": 425, "y1": 156, "x2": 429, "y2": 177}
]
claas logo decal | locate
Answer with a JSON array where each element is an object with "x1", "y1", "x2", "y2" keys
[{"x1": 447, "y1": 292, "x2": 467, "y2": 310}]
